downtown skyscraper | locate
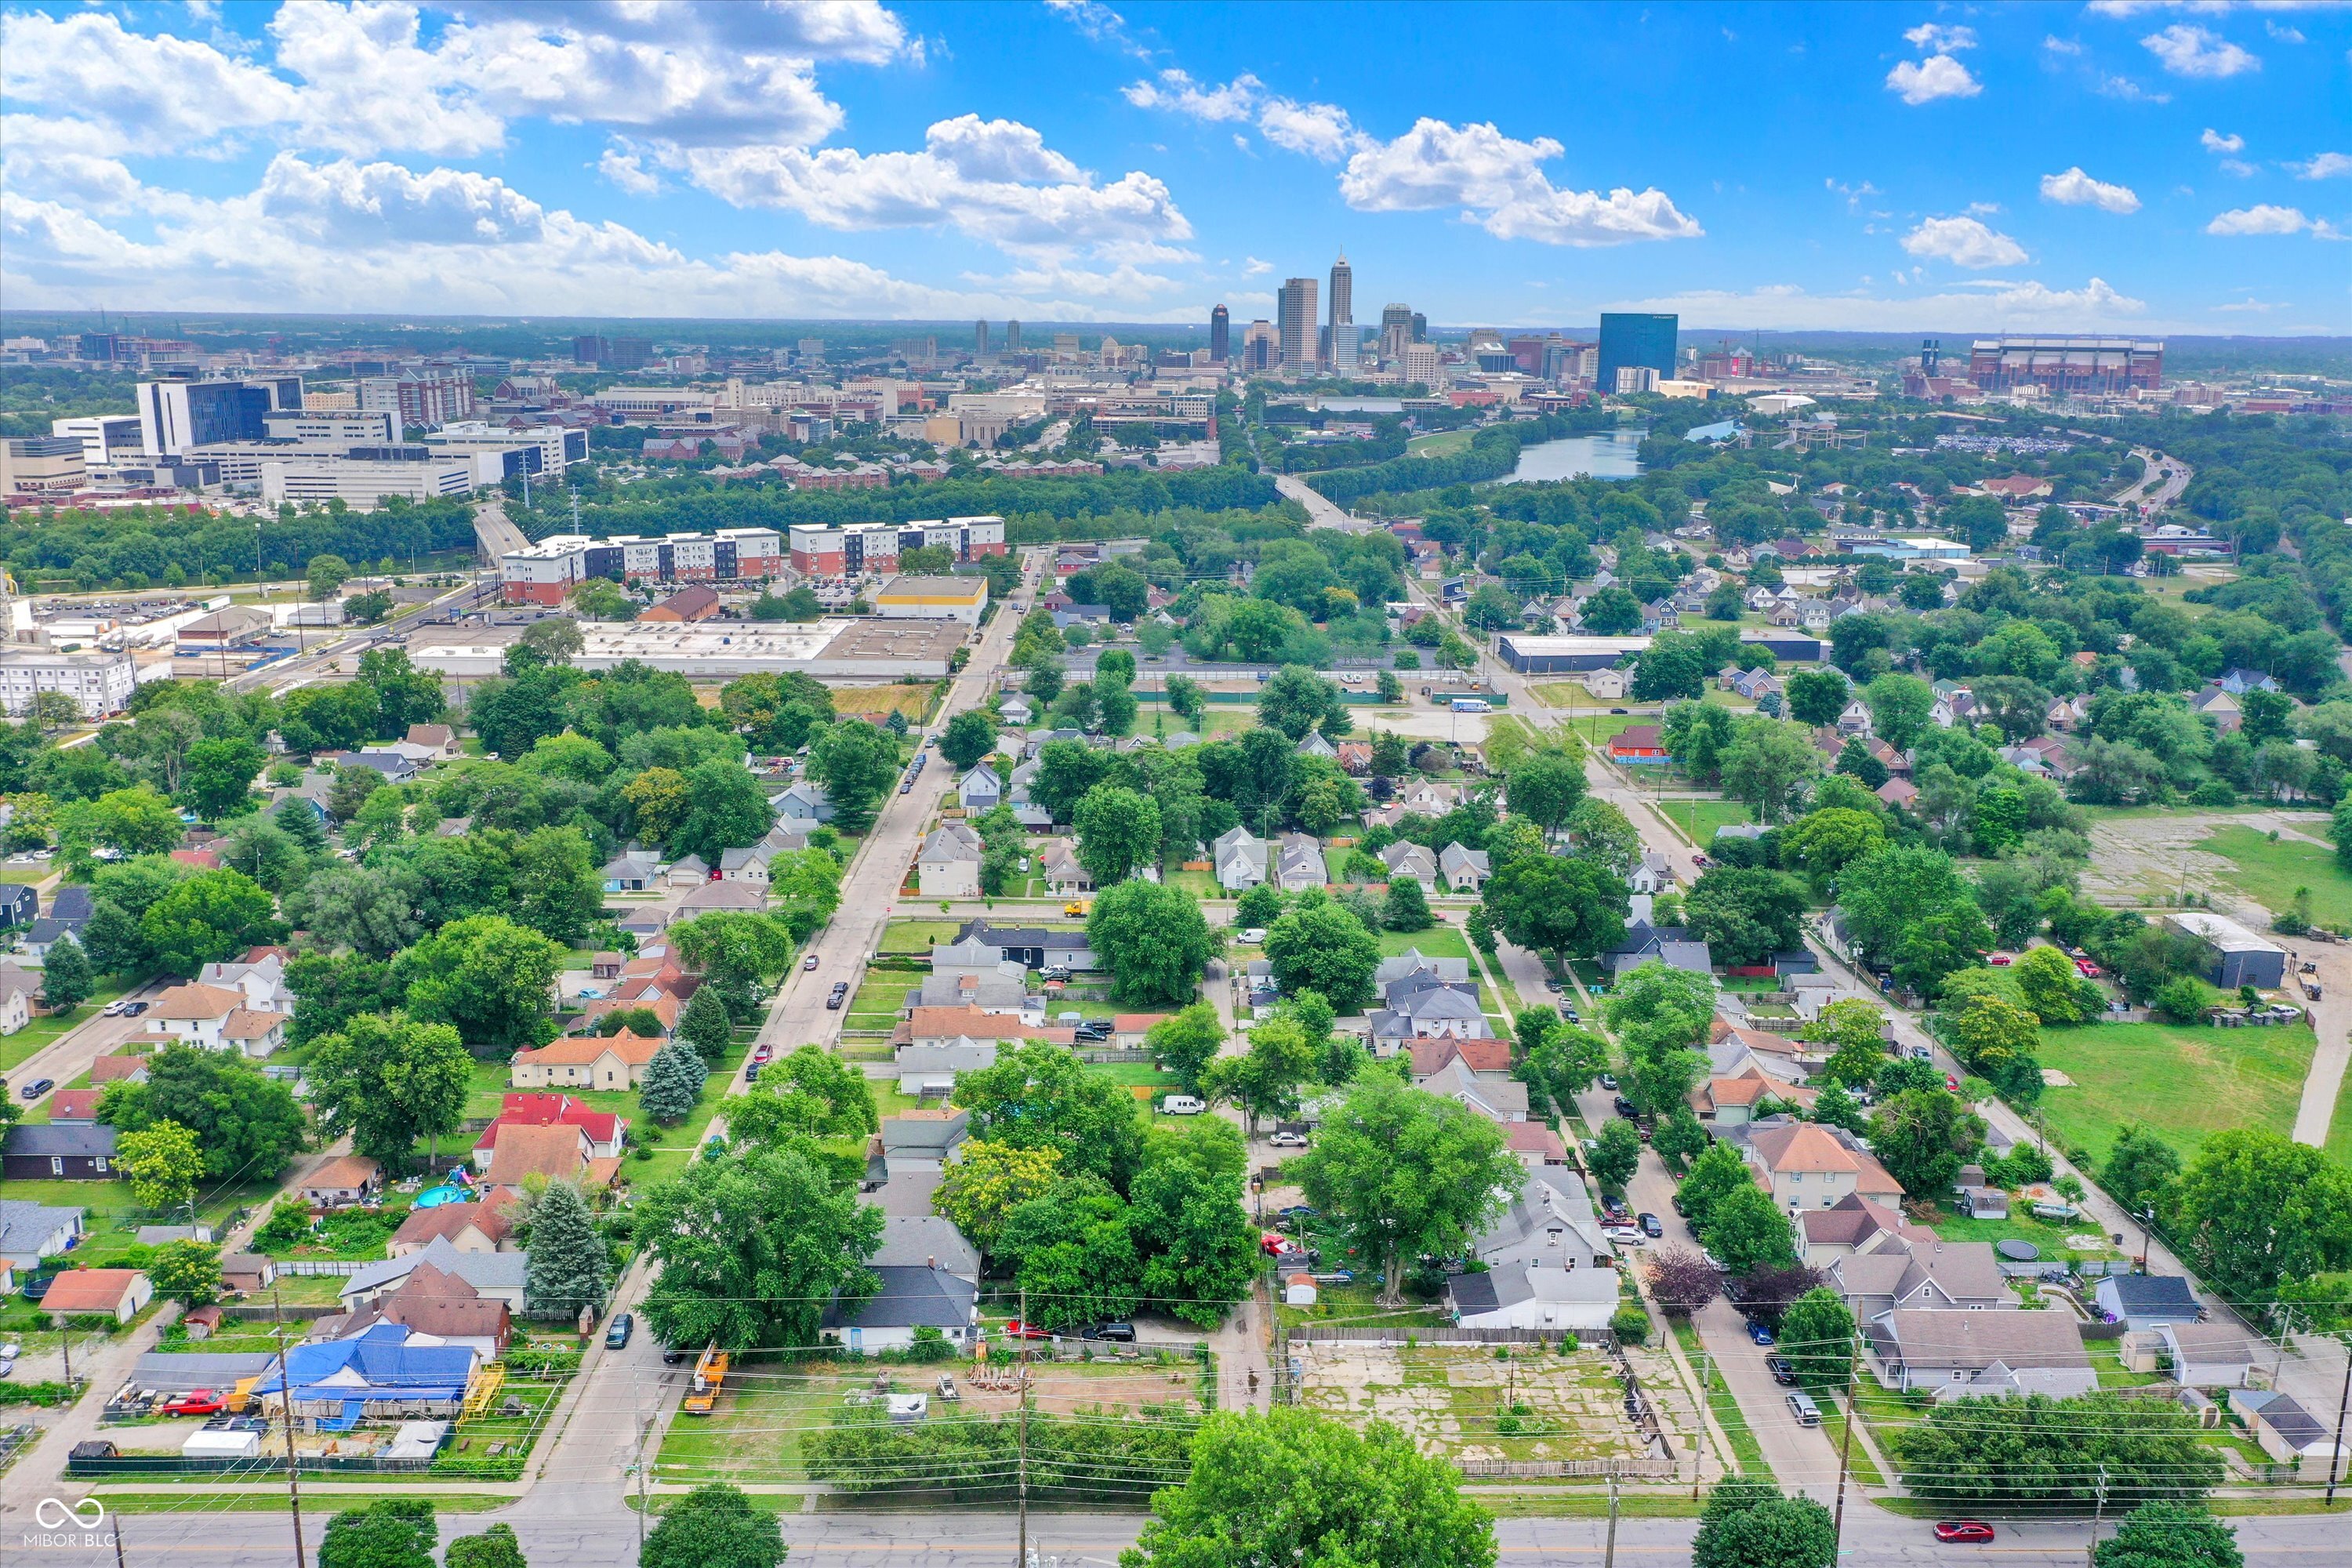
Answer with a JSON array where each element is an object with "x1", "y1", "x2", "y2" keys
[
  {"x1": 1278, "y1": 277, "x2": 1317, "y2": 374},
  {"x1": 1327, "y1": 252, "x2": 1356, "y2": 374}
]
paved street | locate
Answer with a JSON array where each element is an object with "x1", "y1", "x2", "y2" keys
[
  {"x1": 2, "y1": 979, "x2": 171, "y2": 1115},
  {"x1": 26, "y1": 1501, "x2": 2351, "y2": 1567}
]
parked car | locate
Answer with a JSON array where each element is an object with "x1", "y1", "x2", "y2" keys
[
  {"x1": 1000, "y1": 1320, "x2": 1052, "y2": 1341},
  {"x1": 1766, "y1": 1355, "x2": 1796, "y2": 1385},
  {"x1": 19, "y1": 1079, "x2": 53, "y2": 1100},
  {"x1": 2075, "y1": 958, "x2": 2103, "y2": 978},
  {"x1": 803, "y1": 953, "x2": 820, "y2": 971},
  {"x1": 661, "y1": 1346, "x2": 691, "y2": 1367},
  {"x1": 1268, "y1": 1131, "x2": 1309, "y2": 1148},
  {"x1": 1933, "y1": 1522, "x2": 1996, "y2": 1545},
  {"x1": 1637, "y1": 1213, "x2": 1663, "y2": 1239},
  {"x1": 1236, "y1": 928, "x2": 1266, "y2": 944},
  {"x1": 1785, "y1": 1390, "x2": 1820, "y2": 1427},
  {"x1": 1746, "y1": 1319, "x2": 1777, "y2": 1346},
  {"x1": 1081, "y1": 1322, "x2": 1136, "y2": 1342},
  {"x1": 1613, "y1": 1095, "x2": 1640, "y2": 1119},
  {"x1": 121, "y1": 1002, "x2": 147, "y2": 1016},
  {"x1": 1160, "y1": 1094, "x2": 1207, "y2": 1116},
  {"x1": 826, "y1": 982, "x2": 849, "y2": 1010},
  {"x1": 604, "y1": 1313, "x2": 633, "y2": 1350},
  {"x1": 1597, "y1": 1073, "x2": 1617, "y2": 1091},
  {"x1": 162, "y1": 1390, "x2": 226, "y2": 1417},
  {"x1": 1909, "y1": 1045, "x2": 1933, "y2": 1062},
  {"x1": 1987, "y1": 953, "x2": 2013, "y2": 967},
  {"x1": 1945, "y1": 1073, "x2": 1962, "y2": 1094}
]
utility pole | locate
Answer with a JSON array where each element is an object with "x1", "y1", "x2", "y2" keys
[
  {"x1": 1016, "y1": 1287, "x2": 1031, "y2": 1568},
  {"x1": 637, "y1": 1414, "x2": 652, "y2": 1555},
  {"x1": 2327, "y1": 1334, "x2": 2352, "y2": 1505},
  {"x1": 1831, "y1": 1328, "x2": 1860, "y2": 1548},
  {"x1": 58, "y1": 1325, "x2": 71, "y2": 1393},
  {"x1": 270, "y1": 1287, "x2": 306, "y2": 1568},
  {"x1": 1602, "y1": 1477, "x2": 1620, "y2": 1568},
  {"x1": 2085, "y1": 1463, "x2": 2108, "y2": 1568},
  {"x1": 1693, "y1": 1351, "x2": 1711, "y2": 1500},
  {"x1": 112, "y1": 1513, "x2": 127, "y2": 1568}
]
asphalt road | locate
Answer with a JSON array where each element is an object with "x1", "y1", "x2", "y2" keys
[
  {"x1": 30, "y1": 1501, "x2": 2352, "y2": 1567},
  {"x1": 2, "y1": 978, "x2": 172, "y2": 1116}
]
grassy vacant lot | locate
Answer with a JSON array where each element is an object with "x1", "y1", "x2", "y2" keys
[
  {"x1": 829, "y1": 684, "x2": 939, "y2": 722},
  {"x1": 2031, "y1": 1021, "x2": 2317, "y2": 1167},
  {"x1": 877, "y1": 919, "x2": 960, "y2": 955},
  {"x1": 2199, "y1": 825, "x2": 2352, "y2": 930},
  {"x1": 1295, "y1": 1340, "x2": 1679, "y2": 1466},
  {"x1": 1406, "y1": 428, "x2": 1476, "y2": 456},
  {"x1": 1929, "y1": 1201, "x2": 2123, "y2": 1265},
  {"x1": 1657, "y1": 798, "x2": 1753, "y2": 848}
]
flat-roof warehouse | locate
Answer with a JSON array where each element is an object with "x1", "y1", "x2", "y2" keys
[
  {"x1": 405, "y1": 617, "x2": 966, "y2": 680},
  {"x1": 1495, "y1": 632, "x2": 1823, "y2": 673}
]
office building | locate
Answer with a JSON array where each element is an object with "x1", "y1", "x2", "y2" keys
[
  {"x1": 138, "y1": 376, "x2": 303, "y2": 459},
  {"x1": 1209, "y1": 305, "x2": 1230, "y2": 363},
  {"x1": 1379, "y1": 304, "x2": 1414, "y2": 363},
  {"x1": 1005, "y1": 320, "x2": 1022, "y2": 352},
  {"x1": 572, "y1": 336, "x2": 606, "y2": 365},
  {"x1": 572, "y1": 336, "x2": 653, "y2": 371},
  {"x1": 260, "y1": 409, "x2": 399, "y2": 445},
  {"x1": 49, "y1": 415, "x2": 143, "y2": 469},
  {"x1": 1327, "y1": 252, "x2": 1354, "y2": 373},
  {"x1": 1613, "y1": 365, "x2": 1661, "y2": 394},
  {"x1": 259, "y1": 456, "x2": 486, "y2": 511},
  {"x1": 1967, "y1": 337, "x2": 2164, "y2": 397},
  {"x1": 974, "y1": 321, "x2": 989, "y2": 357},
  {"x1": 1278, "y1": 277, "x2": 1318, "y2": 373},
  {"x1": 1412, "y1": 311, "x2": 1428, "y2": 343},
  {"x1": 1243, "y1": 321, "x2": 1277, "y2": 372},
  {"x1": 0, "y1": 437, "x2": 86, "y2": 498},
  {"x1": 357, "y1": 366, "x2": 474, "y2": 434},
  {"x1": 0, "y1": 648, "x2": 136, "y2": 718},
  {"x1": 1403, "y1": 343, "x2": 1442, "y2": 387},
  {"x1": 1598, "y1": 314, "x2": 1678, "y2": 398},
  {"x1": 420, "y1": 423, "x2": 589, "y2": 474}
]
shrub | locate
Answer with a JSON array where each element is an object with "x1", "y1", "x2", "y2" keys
[{"x1": 1610, "y1": 1301, "x2": 1653, "y2": 1345}]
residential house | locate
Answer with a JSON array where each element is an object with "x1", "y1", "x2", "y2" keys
[
  {"x1": 2218, "y1": 668, "x2": 2280, "y2": 695},
  {"x1": 956, "y1": 767, "x2": 1003, "y2": 813},
  {"x1": 1829, "y1": 1237, "x2": 2009, "y2": 1325},
  {"x1": 510, "y1": 1031, "x2": 665, "y2": 1091},
  {"x1": 873, "y1": 1214, "x2": 982, "y2": 1283},
  {"x1": 0, "y1": 963, "x2": 34, "y2": 1035},
  {"x1": 404, "y1": 723, "x2": 461, "y2": 760},
  {"x1": 641, "y1": 585, "x2": 722, "y2": 622},
  {"x1": 0, "y1": 883, "x2": 38, "y2": 929},
  {"x1": 662, "y1": 854, "x2": 713, "y2": 890},
  {"x1": 822, "y1": 1258, "x2": 980, "y2": 1355},
  {"x1": 2093, "y1": 1273, "x2": 2202, "y2": 1332},
  {"x1": 1405, "y1": 848, "x2": 1480, "y2": 902},
  {"x1": 1275, "y1": 833, "x2": 1326, "y2": 891},
  {"x1": 2230, "y1": 1390, "x2": 2348, "y2": 1465},
  {"x1": 1445, "y1": 1260, "x2": 1621, "y2": 1333},
  {"x1": 0, "y1": 1199, "x2": 84, "y2": 1269},
  {"x1": 1037, "y1": 838, "x2": 1091, "y2": 894},
  {"x1": 582, "y1": 991, "x2": 682, "y2": 1036},
  {"x1": 20, "y1": 919, "x2": 76, "y2": 960},
  {"x1": 772, "y1": 781, "x2": 834, "y2": 825},
  {"x1": 1746, "y1": 1120, "x2": 1904, "y2": 1213},
  {"x1": 1297, "y1": 730, "x2": 1338, "y2": 760},
  {"x1": 1213, "y1": 826, "x2": 1269, "y2": 891},
  {"x1": 219, "y1": 1253, "x2": 276, "y2": 1294},
  {"x1": 195, "y1": 954, "x2": 293, "y2": 1015},
  {"x1": 1582, "y1": 667, "x2": 1632, "y2": 701},
  {"x1": 2190, "y1": 685, "x2": 2242, "y2": 732},
  {"x1": 328, "y1": 750, "x2": 421, "y2": 786},
  {"x1": 1867, "y1": 1309, "x2": 2096, "y2": 1397},
  {"x1": 1504, "y1": 1120, "x2": 1570, "y2": 1167},
  {"x1": 677, "y1": 880, "x2": 768, "y2": 916},
  {"x1": 39, "y1": 1267, "x2": 152, "y2": 1324},
  {"x1": 1603, "y1": 921, "x2": 1713, "y2": 981},
  {"x1": 1335, "y1": 742, "x2": 1372, "y2": 776},
  {"x1": 1374, "y1": 983, "x2": 1494, "y2": 1056},
  {"x1": 324, "y1": 1261, "x2": 512, "y2": 1359},
  {"x1": 905, "y1": 1007, "x2": 1069, "y2": 1049},
  {"x1": 873, "y1": 1109, "x2": 967, "y2": 1218},
  {"x1": 1468, "y1": 1163, "x2": 1615, "y2": 1277},
  {"x1": 390, "y1": 1198, "x2": 517, "y2": 1258},
  {"x1": 896, "y1": 1040, "x2": 1001, "y2": 1098},
  {"x1": 470, "y1": 1094, "x2": 627, "y2": 1169},
  {"x1": 601, "y1": 847, "x2": 663, "y2": 892},
  {"x1": 483, "y1": 1123, "x2": 613, "y2": 1190},
  {"x1": 2158, "y1": 1323, "x2": 2263, "y2": 1390},
  {"x1": 913, "y1": 938, "x2": 1032, "y2": 1014},
  {"x1": 1878, "y1": 778, "x2": 1920, "y2": 809},
  {"x1": 1406, "y1": 1038, "x2": 1512, "y2": 1076},
  {"x1": 1835, "y1": 701, "x2": 1874, "y2": 738},
  {"x1": 1112, "y1": 1013, "x2": 1170, "y2": 1048},
  {"x1": 1414, "y1": 1052, "x2": 1527, "y2": 1122},
  {"x1": 996, "y1": 696, "x2": 1034, "y2": 727},
  {"x1": 1628, "y1": 851, "x2": 1675, "y2": 895},
  {"x1": 1376, "y1": 949, "x2": 1472, "y2": 990},
  {"x1": 300, "y1": 1155, "x2": 384, "y2": 1209},
  {"x1": 1798, "y1": 1193, "x2": 1937, "y2": 1266},
  {"x1": 917, "y1": 823, "x2": 985, "y2": 898},
  {"x1": 142, "y1": 981, "x2": 286, "y2": 1058},
  {"x1": 341, "y1": 1236, "x2": 528, "y2": 1312},
  {"x1": 86, "y1": 1054, "x2": 148, "y2": 1087},
  {"x1": 1689, "y1": 1069, "x2": 1815, "y2": 1131},
  {"x1": 253, "y1": 1321, "x2": 477, "y2": 1427},
  {"x1": 718, "y1": 845, "x2": 773, "y2": 885},
  {"x1": 1608, "y1": 724, "x2": 1668, "y2": 764},
  {"x1": 1723, "y1": 667, "x2": 1782, "y2": 702},
  {"x1": 953, "y1": 920, "x2": 1096, "y2": 971},
  {"x1": 2, "y1": 1123, "x2": 118, "y2": 1181},
  {"x1": 48, "y1": 883, "x2": 93, "y2": 936},
  {"x1": 1377, "y1": 840, "x2": 1438, "y2": 884}
]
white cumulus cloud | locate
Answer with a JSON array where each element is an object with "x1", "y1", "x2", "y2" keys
[
  {"x1": 2205, "y1": 204, "x2": 2328, "y2": 236},
  {"x1": 2201, "y1": 128, "x2": 2245, "y2": 154},
  {"x1": 1901, "y1": 215, "x2": 2030, "y2": 268},
  {"x1": 2293, "y1": 152, "x2": 2352, "y2": 180},
  {"x1": 1886, "y1": 53, "x2": 1982, "y2": 105},
  {"x1": 1903, "y1": 24, "x2": 1978, "y2": 53},
  {"x1": 2143, "y1": 25, "x2": 2259, "y2": 78},
  {"x1": 2040, "y1": 167, "x2": 2142, "y2": 213},
  {"x1": 1337, "y1": 118, "x2": 1701, "y2": 247}
]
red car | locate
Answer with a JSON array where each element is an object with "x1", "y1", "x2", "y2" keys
[
  {"x1": 162, "y1": 1389, "x2": 225, "y2": 1417},
  {"x1": 1933, "y1": 1521, "x2": 1996, "y2": 1544},
  {"x1": 1945, "y1": 1073, "x2": 1962, "y2": 1094},
  {"x1": 1987, "y1": 953, "x2": 2013, "y2": 967},
  {"x1": 2075, "y1": 958, "x2": 2103, "y2": 978},
  {"x1": 1000, "y1": 1320, "x2": 1052, "y2": 1341},
  {"x1": 1261, "y1": 1232, "x2": 1301, "y2": 1258}
]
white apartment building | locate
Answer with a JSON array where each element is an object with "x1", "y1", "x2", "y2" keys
[{"x1": 0, "y1": 648, "x2": 137, "y2": 718}]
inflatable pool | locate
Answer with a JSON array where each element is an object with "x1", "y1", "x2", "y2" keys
[{"x1": 414, "y1": 1184, "x2": 470, "y2": 1208}]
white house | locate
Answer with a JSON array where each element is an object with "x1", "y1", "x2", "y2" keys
[
  {"x1": 916, "y1": 823, "x2": 984, "y2": 898},
  {"x1": 1213, "y1": 826, "x2": 1269, "y2": 891},
  {"x1": 143, "y1": 980, "x2": 285, "y2": 1058},
  {"x1": 957, "y1": 766, "x2": 1003, "y2": 813},
  {"x1": 1438, "y1": 842, "x2": 1491, "y2": 892}
]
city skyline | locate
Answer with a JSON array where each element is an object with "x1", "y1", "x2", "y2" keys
[{"x1": 0, "y1": 2, "x2": 2344, "y2": 334}]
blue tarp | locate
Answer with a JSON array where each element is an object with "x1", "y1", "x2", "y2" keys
[{"x1": 249, "y1": 1323, "x2": 473, "y2": 1406}]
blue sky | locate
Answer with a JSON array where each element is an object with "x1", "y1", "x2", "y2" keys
[{"x1": 1, "y1": 1, "x2": 2345, "y2": 333}]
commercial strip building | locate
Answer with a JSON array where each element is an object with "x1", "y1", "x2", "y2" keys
[
  {"x1": 1495, "y1": 631, "x2": 1824, "y2": 673},
  {"x1": 406, "y1": 617, "x2": 967, "y2": 680}
]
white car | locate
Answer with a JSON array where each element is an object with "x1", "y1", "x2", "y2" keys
[
  {"x1": 1605, "y1": 1226, "x2": 1646, "y2": 1247},
  {"x1": 1159, "y1": 1094, "x2": 1208, "y2": 1116},
  {"x1": 1268, "y1": 1131, "x2": 1308, "y2": 1148}
]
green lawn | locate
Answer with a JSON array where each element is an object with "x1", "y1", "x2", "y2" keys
[
  {"x1": 877, "y1": 920, "x2": 960, "y2": 956},
  {"x1": 0, "y1": 986, "x2": 131, "y2": 1076},
  {"x1": 1657, "y1": 799, "x2": 1753, "y2": 848},
  {"x1": 1929, "y1": 1201, "x2": 2123, "y2": 1264},
  {"x1": 2031, "y1": 1020, "x2": 2318, "y2": 1167},
  {"x1": 2198, "y1": 826, "x2": 2352, "y2": 930},
  {"x1": 0, "y1": 1174, "x2": 281, "y2": 1256},
  {"x1": 1406, "y1": 428, "x2": 1476, "y2": 456},
  {"x1": 1668, "y1": 1318, "x2": 1769, "y2": 1480}
]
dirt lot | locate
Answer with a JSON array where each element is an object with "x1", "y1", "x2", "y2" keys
[
  {"x1": 2081, "y1": 808, "x2": 2332, "y2": 913},
  {"x1": 1292, "y1": 1339, "x2": 1698, "y2": 1466}
]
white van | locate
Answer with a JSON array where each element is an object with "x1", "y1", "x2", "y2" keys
[
  {"x1": 1159, "y1": 1095, "x2": 1208, "y2": 1116},
  {"x1": 1785, "y1": 1391, "x2": 1821, "y2": 1427}
]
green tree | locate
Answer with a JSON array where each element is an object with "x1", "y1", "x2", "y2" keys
[
  {"x1": 1778, "y1": 1288, "x2": 1855, "y2": 1391},
  {"x1": 670, "y1": 911, "x2": 797, "y2": 1022},
  {"x1": 2103, "y1": 1124, "x2": 2183, "y2": 1216},
  {"x1": 1895, "y1": 1391, "x2": 2220, "y2": 1507},
  {"x1": 1264, "y1": 900, "x2": 1382, "y2": 1012},
  {"x1": 1087, "y1": 880, "x2": 1218, "y2": 1007},
  {"x1": 306, "y1": 553, "x2": 353, "y2": 604},
  {"x1": 1718, "y1": 718, "x2": 1823, "y2": 825},
  {"x1": 1778, "y1": 808, "x2": 1886, "y2": 887},
  {"x1": 673, "y1": 758, "x2": 779, "y2": 866},
  {"x1": 1691, "y1": 1479, "x2": 1836, "y2": 1568},
  {"x1": 1381, "y1": 874, "x2": 1432, "y2": 931},
  {"x1": 318, "y1": 1499, "x2": 435, "y2": 1568},
  {"x1": 2165, "y1": 1127, "x2": 2352, "y2": 1306},
  {"x1": 807, "y1": 719, "x2": 901, "y2": 833},
  {"x1": 393, "y1": 915, "x2": 564, "y2": 1055},
  {"x1": 38, "y1": 934, "x2": 94, "y2": 1013},
  {"x1": 1075, "y1": 785, "x2": 1163, "y2": 884},
  {"x1": 524, "y1": 1180, "x2": 612, "y2": 1321},
  {"x1": 641, "y1": 1144, "x2": 881, "y2": 1351},
  {"x1": 306, "y1": 1012, "x2": 471, "y2": 1174},
  {"x1": 1947, "y1": 993, "x2": 2045, "y2": 1102},
  {"x1": 1298, "y1": 1076, "x2": 1521, "y2": 1305},
  {"x1": 639, "y1": 1483, "x2": 786, "y2": 1568},
  {"x1": 1256, "y1": 665, "x2": 1346, "y2": 740},
  {"x1": 1702, "y1": 1181, "x2": 1800, "y2": 1276},
  {"x1": 723, "y1": 1045, "x2": 877, "y2": 1147},
  {"x1": 139, "y1": 867, "x2": 284, "y2": 975},
  {"x1": 1145, "y1": 1004, "x2": 1225, "y2": 1094},
  {"x1": 1784, "y1": 669, "x2": 1850, "y2": 728},
  {"x1": 1676, "y1": 1142, "x2": 1754, "y2": 1228},
  {"x1": 151, "y1": 1237, "x2": 223, "y2": 1306},
  {"x1": 939, "y1": 709, "x2": 997, "y2": 770},
  {"x1": 677, "y1": 984, "x2": 737, "y2": 1067},
  {"x1": 1505, "y1": 750, "x2": 1587, "y2": 837},
  {"x1": 2094, "y1": 1503, "x2": 2242, "y2": 1568},
  {"x1": 95, "y1": 1043, "x2": 306, "y2": 1181},
  {"x1": 641, "y1": 1040, "x2": 710, "y2": 1125},
  {"x1": 1867, "y1": 1090, "x2": 1984, "y2": 1203},
  {"x1": 181, "y1": 736, "x2": 267, "y2": 820},
  {"x1": 1861, "y1": 673, "x2": 1934, "y2": 751},
  {"x1": 2013, "y1": 944, "x2": 2088, "y2": 1025},
  {"x1": 1482, "y1": 853, "x2": 1628, "y2": 959},
  {"x1": 1129, "y1": 1118, "x2": 1258, "y2": 1327},
  {"x1": 1121, "y1": 1408, "x2": 1496, "y2": 1568},
  {"x1": 1683, "y1": 866, "x2": 1807, "y2": 967},
  {"x1": 1838, "y1": 844, "x2": 1994, "y2": 995},
  {"x1": 1203, "y1": 1013, "x2": 1318, "y2": 1134},
  {"x1": 953, "y1": 1040, "x2": 1147, "y2": 1192},
  {"x1": 1653, "y1": 1106, "x2": 1708, "y2": 1169},
  {"x1": 1588, "y1": 1118, "x2": 1642, "y2": 1192},
  {"x1": 116, "y1": 1118, "x2": 205, "y2": 1211},
  {"x1": 933, "y1": 1139, "x2": 1063, "y2": 1254},
  {"x1": 444, "y1": 1525, "x2": 529, "y2": 1568}
]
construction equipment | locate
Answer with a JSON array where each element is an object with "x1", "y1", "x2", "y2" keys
[
  {"x1": 683, "y1": 1345, "x2": 728, "y2": 1415},
  {"x1": 1063, "y1": 901, "x2": 1087, "y2": 918}
]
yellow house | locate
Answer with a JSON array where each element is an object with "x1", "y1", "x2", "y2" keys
[{"x1": 509, "y1": 1030, "x2": 664, "y2": 1091}]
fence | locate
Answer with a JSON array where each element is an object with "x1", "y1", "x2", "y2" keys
[
  {"x1": 1076, "y1": 1049, "x2": 1154, "y2": 1065},
  {"x1": 220, "y1": 1302, "x2": 338, "y2": 1322},
  {"x1": 67, "y1": 1452, "x2": 440, "y2": 1478},
  {"x1": 1455, "y1": 1457, "x2": 1679, "y2": 1481},
  {"x1": 272, "y1": 1259, "x2": 365, "y2": 1276},
  {"x1": 1288, "y1": 1326, "x2": 1615, "y2": 1348}
]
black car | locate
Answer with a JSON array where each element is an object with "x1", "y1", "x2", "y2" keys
[
  {"x1": 1637, "y1": 1212, "x2": 1663, "y2": 1239},
  {"x1": 1073, "y1": 1022, "x2": 1112, "y2": 1042},
  {"x1": 826, "y1": 982, "x2": 849, "y2": 1010},
  {"x1": 604, "y1": 1312, "x2": 633, "y2": 1350},
  {"x1": 1613, "y1": 1095, "x2": 1639, "y2": 1119},
  {"x1": 20, "y1": 1078, "x2": 53, "y2": 1100},
  {"x1": 661, "y1": 1345, "x2": 689, "y2": 1367},
  {"x1": 1766, "y1": 1355, "x2": 1797, "y2": 1386},
  {"x1": 1082, "y1": 1322, "x2": 1137, "y2": 1342}
]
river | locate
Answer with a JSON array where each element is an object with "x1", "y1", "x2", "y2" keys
[{"x1": 1497, "y1": 430, "x2": 1646, "y2": 483}]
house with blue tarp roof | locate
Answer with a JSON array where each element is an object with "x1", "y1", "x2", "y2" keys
[{"x1": 249, "y1": 1323, "x2": 476, "y2": 1430}]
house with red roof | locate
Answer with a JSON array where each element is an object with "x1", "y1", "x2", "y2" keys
[
  {"x1": 1608, "y1": 724, "x2": 1668, "y2": 764},
  {"x1": 470, "y1": 1094, "x2": 628, "y2": 1171}
]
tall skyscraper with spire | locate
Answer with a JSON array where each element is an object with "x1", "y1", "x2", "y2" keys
[
  {"x1": 1210, "y1": 304, "x2": 1230, "y2": 363},
  {"x1": 1327, "y1": 252, "x2": 1356, "y2": 373}
]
